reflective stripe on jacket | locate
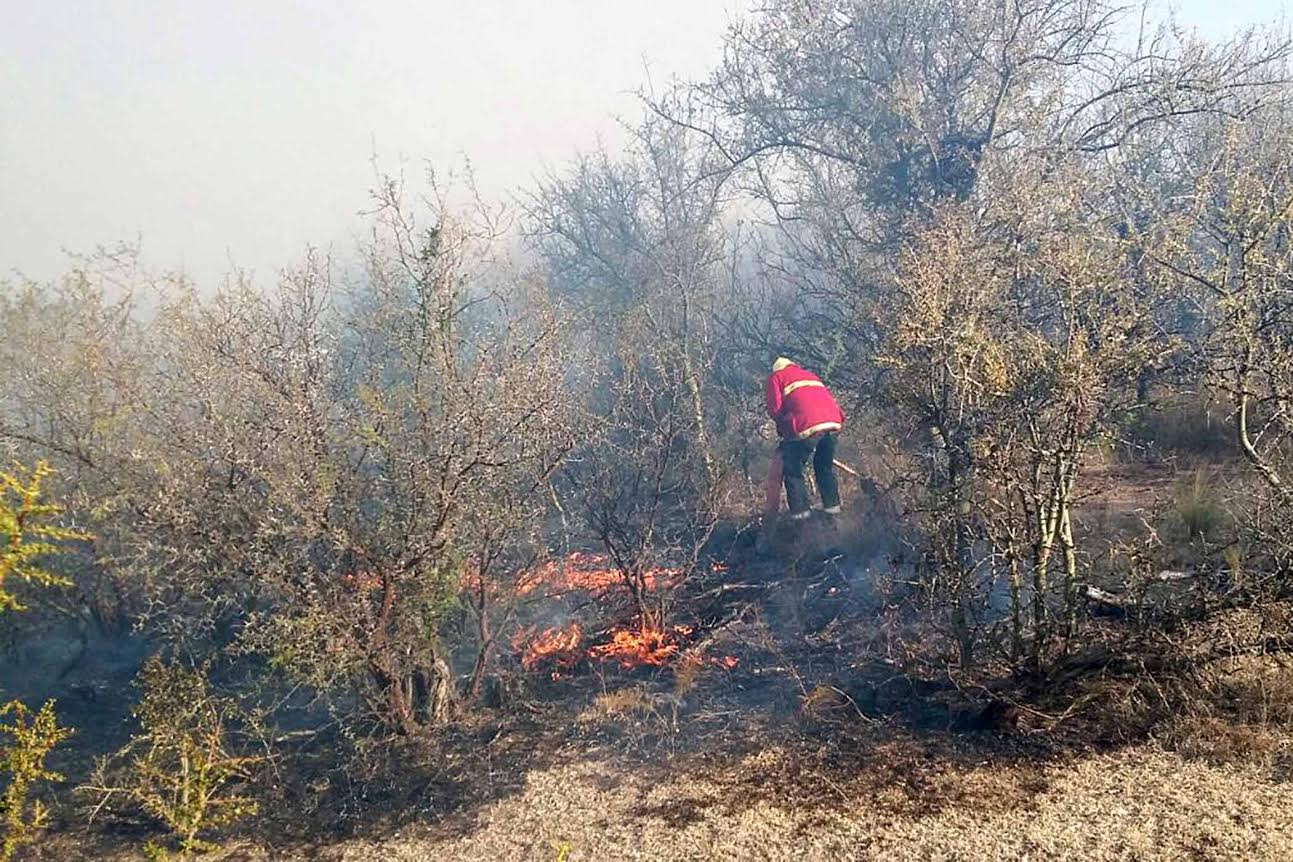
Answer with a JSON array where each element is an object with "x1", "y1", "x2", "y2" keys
[{"x1": 765, "y1": 364, "x2": 844, "y2": 441}]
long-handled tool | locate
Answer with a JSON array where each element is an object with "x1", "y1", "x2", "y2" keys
[
  {"x1": 764, "y1": 449, "x2": 864, "y2": 515},
  {"x1": 832, "y1": 459, "x2": 861, "y2": 477}
]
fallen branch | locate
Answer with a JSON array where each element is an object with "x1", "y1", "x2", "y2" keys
[
  {"x1": 963, "y1": 680, "x2": 1090, "y2": 728},
  {"x1": 1156, "y1": 570, "x2": 1193, "y2": 581},
  {"x1": 694, "y1": 582, "x2": 769, "y2": 600},
  {"x1": 1085, "y1": 585, "x2": 1125, "y2": 606}
]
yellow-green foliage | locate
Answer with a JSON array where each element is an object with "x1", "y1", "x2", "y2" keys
[
  {"x1": 0, "y1": 461, "x2": 86, "y2": 613},
  {"x1": 88, "y1": 658, "x2": 262, "y2": 860},
  {"x1": 0, "y1": 465, "x2": 80, "y2": 858},
  {"x1": 0, "y1": 699, "x2": 72, "y2": 861}
]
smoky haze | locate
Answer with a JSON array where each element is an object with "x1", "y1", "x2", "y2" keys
[{"x1": 0, "y1": 0, "x2": 1284, "y2": 286}]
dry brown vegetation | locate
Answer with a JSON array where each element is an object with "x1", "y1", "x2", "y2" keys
[{"x1": 5, "y1": 0, "x2": 1293, "y2": 858}]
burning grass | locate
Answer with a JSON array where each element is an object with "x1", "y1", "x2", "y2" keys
[
  {"x1": 587, "y1": 625, "x2": 692, "y2": 668},
  {"x1": 515, "y1": 552, "x2": 682, "y2": 598},
  {"x1": 514, "y1": 621, "x2": 738, "y2": 677},
  {"x1": 507, "y1": 550, "x2": 732, "y2": 600},
  {"x1": 514, "y1": 623, "x2": 584, "y2": 678},
  {"x1": 505, "y1": 550, "x2": 740, "y2": 678}
]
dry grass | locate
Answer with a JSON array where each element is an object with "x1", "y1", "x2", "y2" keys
[
  {"x1": 44, "y1": 616, "x2": 1293, "y2": 861},
  {"x1": 301, "y1": 582, "x2": 1293, "y2": 862},
  {"x1": 578, "y1": 686, "x2": 657, "y2": 724},
  {"x1": 1155, "y1": 649, "x2": 1293, "y2": 769},
  {"x1": 40, "y1": 469, "x2": 1293, "y2": 861},
  {"x1": 299, "y1": 740, "x2": 1293, "y2": 862},
  {"x1": 1160, "y1": 714, "x2": 1290, "y2": 767}
]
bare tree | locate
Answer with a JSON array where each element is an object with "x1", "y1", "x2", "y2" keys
[
  {"x1": 527, "y1": 107, "x2": 738, "y2": 628},
  {"x1": 639, "y1": 0, "x2": 1291, "y2": 667},
  {"x1": 1, "y1": 180, "x2": 578, "y2": 737},
  {"x1": 1155, "y1": 111, "x2": 1293, "y2": 571}
]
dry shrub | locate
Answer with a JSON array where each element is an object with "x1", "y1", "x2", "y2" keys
[
  {"x1": 1225, "y1": 663, "x2": 1293, "y2": 726},
  {"x1": 798, "y1": 684, "x2": 862, "y2": 727},
  {"x1": 577, "y1": 652, "x2": 719, "y2": 734},
  {"x1": 1063, "y1": 603, "x2": 1293, "y2": 756},
  {"x1": 1126, "y1": 393, "x2": 1233, "y2": 459},
  {"x1": 800, "y1": 684, "x2": 846, "y2": 717},
  {"x1": 1158, "y1": 715, "x2": 1288, "y2": 767},
  {"x1": 672, "y1": 654, "x2": 705, "y2": 700},
  {"x1": 1152, "y1": 652, "x2": 1293, "y2": 767}
]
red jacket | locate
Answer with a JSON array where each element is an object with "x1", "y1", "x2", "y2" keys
[{"x1": 765, "y1": 364, "x2": 844, "y2": 441}]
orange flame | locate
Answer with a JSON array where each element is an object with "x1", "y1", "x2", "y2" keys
[
  {"x1": 516, "y1": 622, "x2": 584, "y2": 672},
  {"x1": 515, "y1": 552, "x2": 685, "y2": 597},
  {"x1": 469, "y1": 553, "x2": 728, "y2": 600},
  {"x1": 516, "y1": 620, "x2": 740, "y2": 676},
  {"x1": 588, "y1": 624, "x2": 694, "y2": 668},
  {"x1": 505, "y1": 553, "x2": 739, "y2": 676}
]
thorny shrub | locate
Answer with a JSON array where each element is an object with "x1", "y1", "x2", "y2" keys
[
  {"x1": 3, "y1": 186, "x2": 580, "y2": 741},
  {"x1": 1, "y1": 6, "x2": 1293, "y2": 826},
  {"x1": 1157, "y1": 660, "x2": 1293, "y2": 769},
  {"x1": 0, "y1": 699, "x2": 72, "y2": 861},
  {"x1": 0, "y1": 463, "x2": 79, "y2": 860},
  {"x1": 0, "y1": 461, "x2": 86, "y2": 613},
  {"x1": 83, "y1": 657, "x2": 265, "y2": 860}
]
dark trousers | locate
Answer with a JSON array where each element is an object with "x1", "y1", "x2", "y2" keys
[{"x1": 780, "y1": 432, "x2": 840, "y2": 515}]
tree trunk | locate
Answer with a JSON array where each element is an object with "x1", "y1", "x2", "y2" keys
[
  {"x1": 680, "y1": 347, "x2": 718, "y2": 488},
  {"x1": 945, "y1": 433, "x2": 976, "y2": 666},
  {"x1": 370, "y1": 661, "x2": 420, "y2": 737},
  {"x1": 425, "y1": 657, "x2": 454, "y2": 727},
  {"x1": 1059, "y1": 501, "x2": 1078, "y2": 643},
  {"x1": 1030, "y1": 483, "x2": 1060, "y2": 668},
  {"x1": 465, "y1": 584, "x2": 493, "y2": 705},
  {"x1": 1237, "y1": 380, "x2": 1293, "y2": 504},
  {"x1": 1006, "y1": 538, "x2": 1023, "y2": 661}
]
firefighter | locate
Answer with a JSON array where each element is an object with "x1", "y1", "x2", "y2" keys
[{"x1": 765, "y1": 356, "x2": 844, "y2": 520}]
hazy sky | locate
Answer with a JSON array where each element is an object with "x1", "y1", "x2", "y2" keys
[{"x1": 1, "y1": 0, "x2": 1288, "y2": 287}]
